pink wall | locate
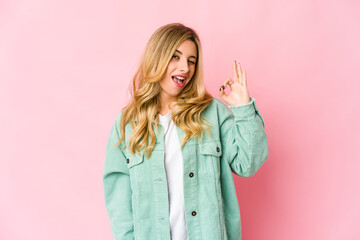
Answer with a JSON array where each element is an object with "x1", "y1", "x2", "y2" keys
[{"x1": 1, "y1": 0, "x2": 359, "y2": 239}]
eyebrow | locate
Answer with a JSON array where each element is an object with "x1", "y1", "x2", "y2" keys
[{"x1": 175, "y1": 50, "x2": 197, "y2": 60}]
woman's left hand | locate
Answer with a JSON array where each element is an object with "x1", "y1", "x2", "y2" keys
[{"x1": 219, "y1": 60, "x2": 251, "y2": 106}]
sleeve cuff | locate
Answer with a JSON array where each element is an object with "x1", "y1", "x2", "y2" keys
[{"x1": 228, "y1": 97, "x2": 257, "y2": 119}]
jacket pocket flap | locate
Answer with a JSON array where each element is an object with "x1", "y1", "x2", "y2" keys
[
  {"x1": 126, "y1": 153, "x2": 144, "y2": 169},
  {"x1": 199, "y1": 140, "x2": 222, "y2": 157}
]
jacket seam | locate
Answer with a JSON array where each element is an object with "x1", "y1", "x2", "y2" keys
[
  {"x1": 213, "y1": 176, "x2": 222, "y2": 239},
  {"x1": 248, "y1": 115, "x2": 254, "y2": 176},
  {"x1": 133, "y1": 170, "x2": 140, "y2": 239}
]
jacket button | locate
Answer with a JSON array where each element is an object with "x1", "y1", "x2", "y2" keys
[
  {"x1": 189, "y1": 172, "x2": 194, "y2": 177},
  {"x1": 216, "y1": 147, "x2": 220, "y2": 152},
  {"x1": 126, "y1": 158, "x2": 129, "y2": 164},
  {"x1": 191, "y1": 211, "x2": 197, "y2": 216}
]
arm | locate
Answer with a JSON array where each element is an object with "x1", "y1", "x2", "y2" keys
[
  {"x1": 220, "y1": 97, "x2": 269, "y2": 177},
  {"x1": 103, "y1": 115, "x2": 134, "y2": 239}
]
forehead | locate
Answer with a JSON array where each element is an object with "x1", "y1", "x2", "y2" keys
[{"x1": 176, "y1": 40, "x2": 197, "y2": 58}]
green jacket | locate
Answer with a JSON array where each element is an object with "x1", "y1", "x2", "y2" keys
[{"x1": 103, "y1": 96, "x2": 269, "y2": 240}]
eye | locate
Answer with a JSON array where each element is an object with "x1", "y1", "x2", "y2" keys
[{"x1": 172, "y1": 55, "x2": 196, "y2": 65}]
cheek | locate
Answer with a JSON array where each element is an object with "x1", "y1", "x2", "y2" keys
[
  {"x1": 167, "y1": 62, "x2": 177, "y2": 72},
  {"x1": 191, "y1": 67, "x2": 196, "y2": 77},
  {"x1": 159, "y1": 78, "x2": 170, "y2": 89}
]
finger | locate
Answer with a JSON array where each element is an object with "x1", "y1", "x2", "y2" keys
[
  {"x1": 243, "y1": 69, "x2": 247, "y2": 86},
  {"x1": 223, "y1": 78, "x2": 234, "y2": 90},
  {"x1": 219, "y1": 78, "x2": 232, "y2": 93},
  {"x1": 218, "y1": 83, "x2": 229, "y2": 101},
  {"x1": 237, "y1": 63, "x2": 243, "y2": 84},
  {"x1": 219, "y1": 82, "x2": 226, "y2": 96},
  {"x1": 233, "y1": 61, "x2": 239, "y2": 82}
]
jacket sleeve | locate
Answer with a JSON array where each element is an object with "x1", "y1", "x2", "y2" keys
[
  {"x1": 219, "y1": 97, "x2": 269, "y2": 177},
  {"x1": 103, "y1": 114, "x2": 134, "y2": 239}
]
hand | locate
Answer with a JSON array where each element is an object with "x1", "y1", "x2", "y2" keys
[{"x1": 219, "y1": 60, "x2": 251, "y2": 106}]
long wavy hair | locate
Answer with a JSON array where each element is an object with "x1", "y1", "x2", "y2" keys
[{"x1": 114, "y1": 23, "x2": 214, "y2": 158}]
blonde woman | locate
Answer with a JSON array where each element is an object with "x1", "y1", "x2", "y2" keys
[{"x1": 103, "y1": 23, "x2": 269, "y2": 240}]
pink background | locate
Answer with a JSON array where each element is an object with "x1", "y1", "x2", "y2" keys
[{"x1": 1, "y1": 0, "x2": 359, "y2": 239}]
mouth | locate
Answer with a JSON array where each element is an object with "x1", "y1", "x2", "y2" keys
[{"x1": 171, "y1": 76, "x2": 186, "y2": 87}]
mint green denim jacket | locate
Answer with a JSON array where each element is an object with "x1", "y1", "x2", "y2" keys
[{"x1": 103, "y1": 97, "x2": 269, "y2": 240}]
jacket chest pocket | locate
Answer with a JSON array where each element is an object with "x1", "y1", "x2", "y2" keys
[
  {"x1": 198, "y1": 139, "x2": 222, "y2": 179},
  {"x1": 125, "y1": 151, "x2": 146, "y2": 184}
]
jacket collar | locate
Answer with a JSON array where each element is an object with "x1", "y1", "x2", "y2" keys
[
  {"x1": 134, "y1": 115, "x2": 156, "y2": 124},
  {"x1": 134, "y1": 105, "x2": 178, "y2": 124}
]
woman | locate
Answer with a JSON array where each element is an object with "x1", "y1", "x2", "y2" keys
[{"x1": 103, "y1": 23, "x2": 268, "y2": 240}]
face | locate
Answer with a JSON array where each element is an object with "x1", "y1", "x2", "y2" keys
[{"x1": 159, "y1": 39, "x2": 198, "y2": 102}]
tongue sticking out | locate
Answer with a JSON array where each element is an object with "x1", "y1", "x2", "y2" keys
[{"x1": 172, "y1": 76, "x2": 184, "y2": 84}]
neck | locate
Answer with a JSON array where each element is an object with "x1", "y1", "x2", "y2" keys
[{"x1": 159, "y1": 92, "x2": 177, "y2": 116}]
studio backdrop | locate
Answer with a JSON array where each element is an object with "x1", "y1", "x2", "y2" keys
[{"x1": 0, "y1": 0, "x2": 359, "y2": 239}]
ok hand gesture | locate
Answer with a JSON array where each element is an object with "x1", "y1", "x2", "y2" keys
[{"x1": 219, "y1": 60, "x2": 251, "y2": 106}]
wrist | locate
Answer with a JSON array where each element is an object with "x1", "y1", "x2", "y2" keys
[{"x1": 229, "y1": 97, "x2": 256, "y2": 119}]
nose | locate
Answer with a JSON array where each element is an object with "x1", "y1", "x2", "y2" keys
[{"x1": 179, "y1": 58, "x2": 189, "y2": 73}]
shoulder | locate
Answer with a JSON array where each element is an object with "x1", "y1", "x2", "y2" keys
[
  {"x1": 112, "y1": 108, "x2": 126, "y2": 126},
  {"x1": 210, "y1": 96, "x2": 230, "y2": 109},
  {"x1": 109, "y1": 109, "x2": 124, "y2": 136},
  {"x1": 115, "y1": 110, "x2": 123, "y2": 123},
  {"x1": 200, "y1": 96, "x2": 233, "y2": 126},
  {"x1": 204, "y1": 96, "x2": 232, "y2": 116}
]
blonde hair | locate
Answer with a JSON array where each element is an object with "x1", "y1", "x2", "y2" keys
[{"x1": 115, "y1": 22, "x2": 213, "y2": 158}]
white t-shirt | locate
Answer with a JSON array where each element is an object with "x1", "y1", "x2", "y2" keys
[{"x1": 158, "y1": 110, "x2": 189, "y2": 240}]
